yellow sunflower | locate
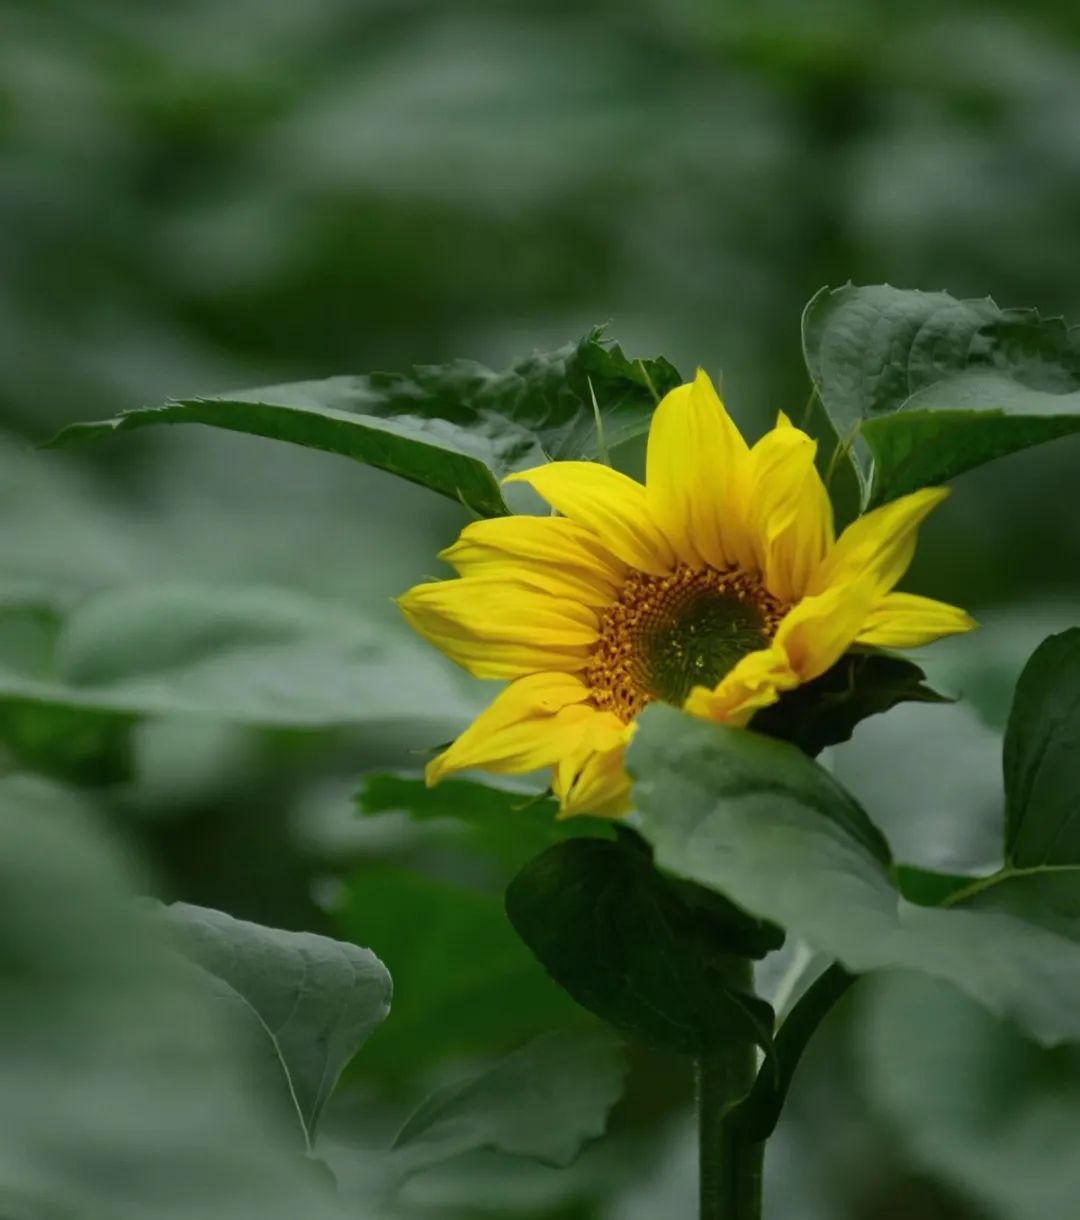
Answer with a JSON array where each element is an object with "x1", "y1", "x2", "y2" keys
[{"x1": 398, "y1": 370, "x2": 975, "y2": 818}]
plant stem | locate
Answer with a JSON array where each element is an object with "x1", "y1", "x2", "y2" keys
[
  {"x1": 696, "y1": 1051, "x2": 763, "y2": 1220},
  {"x1": 696, "y1": 959, "x2": 765, "y2": 1220}
]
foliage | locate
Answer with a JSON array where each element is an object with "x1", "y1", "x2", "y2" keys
[
  {"x1": 11, "y1": 291, "x2": 1080, "y2": 1216},
  {"x1": 46, "y1": 332, "x2": 679, "y2": 517},
  {"x1": 803, "y1": 284, "x2": 1080, "y2": 506}
]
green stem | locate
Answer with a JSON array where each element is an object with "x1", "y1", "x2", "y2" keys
[
  {"x1": 696, "y1": 1052, "x2": 764, "y2": 1220},
  {"x1": 696, "y1": 961, "x2": 765, "y2": 1220}
]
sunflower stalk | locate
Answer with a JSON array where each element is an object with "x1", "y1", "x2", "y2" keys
[{"x1": 696, "y1": 961, "x2": 764, "y2": 1220}]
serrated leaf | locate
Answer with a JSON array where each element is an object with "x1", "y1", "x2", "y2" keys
[
  {"x1": 45, "y1": 331, "x2": 681, "y2": 518},
  {"x1": 750, "y1": 648, "x2": 950, "y2": 757},
  {"x1": 506, "y1": 835, "x2": 779, "y2": 1059},
  {"x1": 1003, "y1": 628, "x2": 1080, "y2": 867},
  {"x1": 802, "y1": 284, "x2": 1080, "y2": 505},
  {"x1": 159, "y1": 903, "x2": 392, "y2": 1149},
  {"x1": 391, "y1": 1030, "x2": 626, "y2": 1178},
  {"x1": 627, "y1": 704, "x2": 1080, "y2": 1048}
]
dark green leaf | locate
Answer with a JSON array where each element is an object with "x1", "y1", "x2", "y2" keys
[
  {"x1": 1003, "y1": 628, "x2": 1080, "y2": 867},
  {"x1": 332, "y1": 865, "x2": 582, "y2": 1080},
  {"x1": 802, "y1": 284, "x2": 1080, "y2": 505},
  {"x1": 355, "y1": 772, "x2": 602, "y2": 875},
  {"x1": 357, "y1": 773, "x2": 558, "y2": 823},
  {"x1": 45, "y1": 331, "x2": 681, "y2": 518},
  {"x1": 506, "y1": 836, "x2": 778, "y2": 1058},
  {"x1": 895, "y1": 865, "x2": 979, "y2": 908},
  {"x1": 391, "y1": 1030, "x2": 627, "y2": 1177},
  {"x1": 628, "y1": 705, "x2": 1080, "y2": 1047},
  {"x1": 750, "y1": 649, "x2": 950, "y2": 757},
  {"x1": 160, "y1": 902, "x2": 392, "y2": 1149}
]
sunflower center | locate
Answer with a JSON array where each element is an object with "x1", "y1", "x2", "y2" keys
[{"x1": 585, "y1": 565, "x2": 785, "y2": 720}]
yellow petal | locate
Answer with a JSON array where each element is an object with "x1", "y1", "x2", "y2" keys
[
  {"x1": 774, "y1": 581, "x2": 878, "y2": 682},
  {"x1": 426, "y1": 672, "x2": 593, "y2": 785},
  {"x1": 744, "y1": 413, "x2": 834, "y2": 602},
  {"x1": 808, "y1": 488, "x2": 949, "y2": 598},
  {"x1": 855, "y1": 592, "x2": 977, "y2": 649},
  {"x1": 441, "y1": 516, "x2": 624, "y2": 607},
  {"x1": 645, "y1": 368, "x2": 750, "y2": 569},
  {"x1": 684, "y1": 645, "x2": 798, "y2": 725},
  {"x1": 398, "y1": 578, "x2": 596, "y2": 678},
  {"x1": 504, "y1": 462, "x2": 675, "y2": 576},
  {"x1": 552, "y1": 712, "x2": 635, "y2": 819}
]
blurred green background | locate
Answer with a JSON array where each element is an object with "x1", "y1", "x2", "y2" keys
[{"x1": 4, "y1": 1, "x2": 1080, "y2": 1217}]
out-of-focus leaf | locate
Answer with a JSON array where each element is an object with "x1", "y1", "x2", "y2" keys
[
  {"x1": 803, "y1": 284, "x2": 1080, "y2": 504},
  {"x1": 46, "y1": 332, "x2": 680, "y2": 518},
  {"x1": 332, "y1": 865, "x2": 582, "y2": 1079},
  {"x1": 159, "y1": 902, "x2": 391, "y2": 1149},
  {"x1": 1003, "y1": 628, "x2": 1080, "y2": 867},
  {"x1": 391, "y1": 1030, "x2": 626, "y2": 1178},
  {"x1": 751, "y1": 649, "x2": 950, "y2": 757},
  {"x1": 627, "y1": 705, "x2": 1080, "y2": 1047},
  {"x1": 0, "y1": 774, "x2": 345, "y2": 1220},
  {"x1": 506, "y1": 835, "x2": 779, "y2": 1058},
  {"x1": 861, "y1": 971, "x2": 1080, "y2": 1220},
  {"x1": 0, "y1": 584, "x2": 477, "y2": 749}
]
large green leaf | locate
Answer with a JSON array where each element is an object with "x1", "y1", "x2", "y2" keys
[
  {"x1": 0, "y1": 586, "x2": 478, "y2": 781},
  {"x1": 627, "y1": 705, "x2": 1080, "y2": 1047},
  {"x1": 860, "y1": 971, "x2": 1080, "y2": 1220},
  {"x1": 332, "y1": 865, "x2": 583, "y2": 1079},
  {"x1": 506, "y1": 834, "x2": 780, "y2": 1059},
  {"x1": 391, "y1": 1030, "x2": 626, "y2": 1178},
  {"x1": 45, "y1": 332, "x2": 680, "y2": 517},
  {"x1": 0, "y1": 775, "x2": 351, "y2": 1220},
  {"x1": 802, "y1": 284, "x2": 1080, "y2": 505},
  {"x1": 160, "y1": 903, "x2": 391, "y2": 1150},
  {"x1": 1003, "y1": 628, "x2": 1080, "y2": 867}
]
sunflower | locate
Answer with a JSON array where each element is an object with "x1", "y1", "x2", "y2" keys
[{"x1": 398, "y1": 370, "x2": 975, "y2": 818}]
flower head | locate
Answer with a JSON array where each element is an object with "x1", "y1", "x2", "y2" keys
[{"x1": 398, "y1": 370, "x2": 975, "y2": 818}]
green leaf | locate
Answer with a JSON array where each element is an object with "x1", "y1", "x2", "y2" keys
[
  {"x1": 45, "y1": 331, "x2": 681, "y2": 518},
  {"x1": 355, "y1": 772, "x2": 602, "y2": 875},
  {"x1": 160, "y1": 902, "x2": 392, "y2": 1150},
  {"x1": 1003, "y1": 628, "x2": 1080, "y2": 867},
  {"x1": 0, "y1": 585, "x2": 478, "y2": 771},
  {"x1": 861, "y1": 971, "x2": 1080, "y2": 1220},
  {"x1": 750, "y1": 649, "x2": 950, "y2": 757},
  {"x1": 505, "y1": 835, "x2": 779, "y2": 1058},
  {"x1": 802, "y1": 284, "x2": 1080, "y2": 505},
  {"x1": 391, "y1": 1030, "x2": 627, "y2": 1178},
  {"x1": 332, "y1": 865, "x2": 583, "y2": 1080},
  {"x1": 627, "y1": 705, "x2": 1080, "y2": 1047},
  {"x1": 0, "y1": 774, "x2": 348, "y2": 1220},
  {"x1": 357, "y1": 773, "x2": 558, "y2": 824}
]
